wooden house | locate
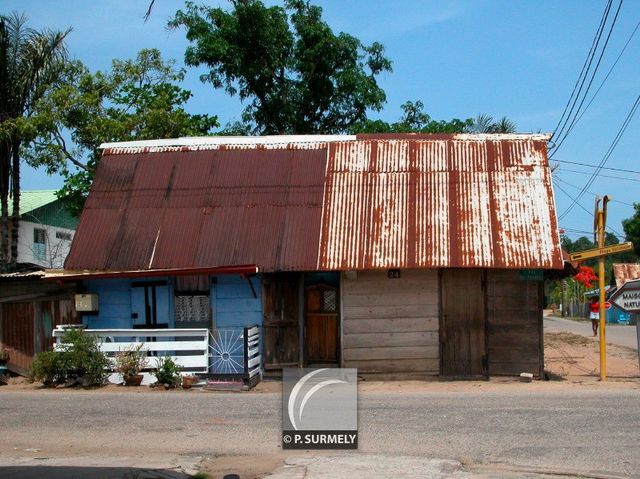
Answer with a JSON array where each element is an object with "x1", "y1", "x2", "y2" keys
[{"x1": 49, "y1": 134, "x2": 563, "y2": 379}]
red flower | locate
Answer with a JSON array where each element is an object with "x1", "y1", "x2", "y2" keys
[{"x1": 574, "y1": 265, "x2": 598, "y2": 288}]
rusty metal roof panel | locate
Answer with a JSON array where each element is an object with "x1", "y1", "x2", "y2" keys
[
  {"x1": 66, "y1": 134, "x2": 563, "y2": 272},
  {"x1": 65, "y1": 147, "x2": 327, "y2": 272},
  {"x1": 318, "y1": 136, "x2": 563, "y2": 270},
  {"x1": 613, "y1": 263, "x2": 640, "y2": 288}
]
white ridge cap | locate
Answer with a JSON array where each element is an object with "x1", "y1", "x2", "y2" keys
[
  {"x1": 451, "y1": 133, "x2": 552, "y2": 141},
  {"x1": 99, "y1": 135, "x2": 357, "y2": 149}
]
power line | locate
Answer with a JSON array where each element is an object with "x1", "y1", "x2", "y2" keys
[
  {"x1": 551, "y1": 0, "x2": 624, "y2": 156},
  {"x1": 551, "y1": 158, "x2": 640, "y2": 175},
  {"x1": 557, "y1": 92, "x2": 640, "y2": 221},
  {"x1": 551, "y1": 0, "x2": 614, "y2": 141},
  {"x1": 560, "y1": 227, "x2": 625, "y2": 239},
  {"x1": 553, "y1": 178, "x2": 625, "y2": 237},
  {"x1": 572, "y1": 17, "x2": 640, "y2": 130},
  {"x1": 556, "y1": 167, "x2": 640, "y2": 183},
  {"x1": 554, "y1": 175, "x2": 635, "y2": 206}
]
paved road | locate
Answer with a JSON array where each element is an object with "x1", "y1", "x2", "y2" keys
[
  {"x1": 0, "y1": 388, "x2": 639, "y2": 478},
  {"x1": 545, "y1": 316, "x2": 639, "y2": 350}
]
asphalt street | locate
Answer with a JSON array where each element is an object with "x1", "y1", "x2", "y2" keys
[
  {"x1": 0, "y1": 387, "x2": 639, "y2": 478},
  {"x1": 545, "y1": 316, "x2": 639, "y2": 350}
]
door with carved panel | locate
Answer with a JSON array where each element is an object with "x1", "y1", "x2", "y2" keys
[{"x1": 305, "y1": 284, "x2": 339, "y2": 364}]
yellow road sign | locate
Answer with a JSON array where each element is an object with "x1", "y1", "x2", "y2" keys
[{"x1": 569, "y1": 242, "x2": 634, "y2": 262}]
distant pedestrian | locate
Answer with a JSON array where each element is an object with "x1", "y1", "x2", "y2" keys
[{"x1": 589, "y1": 297, "x2": 599, "y2": 337}]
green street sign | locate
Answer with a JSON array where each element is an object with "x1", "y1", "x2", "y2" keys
[{"x1": 519, "y1": 269, "x2": 543, "y2": 281}]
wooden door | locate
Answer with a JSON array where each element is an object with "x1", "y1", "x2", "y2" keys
[
  {"x1": 262, "y1": 274, "x2": 300, "y2": 369},
  {"x1": 305, "y1": 284, "x2": 339, "y2": 364},
  {"x1": 440, "y1": 269, "x2": 487, "y2": 377}
]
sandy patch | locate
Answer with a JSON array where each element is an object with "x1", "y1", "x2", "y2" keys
[{"x1": 545, "y1": 331, "x2": 640, "y2": 380}]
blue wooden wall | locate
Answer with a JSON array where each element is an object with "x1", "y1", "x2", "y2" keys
[
  {"x1": 214, "y1": 275, "x2": 262, "y2": 328},
  {"x1": 82, "y1": 275, "x2": 263, "y2": 330}
]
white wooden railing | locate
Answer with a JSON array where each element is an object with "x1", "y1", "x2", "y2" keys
[
  {"x1": 52, "y1": 325, "x2": 262, "y2": 385},
  {"x1": 53, "y1": 326, "x2": 209, "y2": 384}
]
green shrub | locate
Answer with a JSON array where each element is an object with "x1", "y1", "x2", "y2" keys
[
  {"x1": 152, "y1": 356, "x2": 181, "y2": 387},
  {"x1": 30, "y1": 329, "x2": 109, "y2": 387},
  {"x1": 30, "y1": 350, "x2": 64, "y2": 385}
]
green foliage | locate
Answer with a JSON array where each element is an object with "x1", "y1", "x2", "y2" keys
[
  {"x1": 351, "y1": 100, "x2": 474, "y2": 134},
  {"x1": 350, "y1": 101, "x2": 516, "y2": 135},
  {"x1": 30, "y1": 329, "x2": 109, "y2": 387},
  {"x1": 29, "y1": 350, "x2": 63, "y2": 385},
  {"x1": 152, "y1": 356, "x2": 182, "y2": 387},
  {"x1": 622, "y1": 203, "x2": 640, "y2": 257},
  {"x1": 466, "y1": 114, "x2": 516, "y2": 133},
  {"x1": 170, "y1": 0, "x2": 392, "y2": 134},
  {"x1": 561, "y1": 232, "x2": 638, "y2": 284},
  {"x1": 114, "y1": 343, "x2": 149, "y2": 379},
  {"x1": 27, "y1": 48, "x2": 218, "y2": 215}
]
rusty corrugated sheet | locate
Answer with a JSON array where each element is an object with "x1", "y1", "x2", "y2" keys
[
  {"x1": 66, "y1": 134, "x2": 563, "y2": 272},
  {"x1": 613, "y1": 263, "x2": 640, "y2": 288},
  {"x1": 318, "y1": 136, "x2": 563, "y2": 270},
  {"x1": 66, "y1": 147, "x2": 328, "y2": 272}
]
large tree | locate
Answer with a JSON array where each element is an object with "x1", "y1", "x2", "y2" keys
[
  {"x1": 27, "y1": 49, "x2": 218, "y2": 215},
  {"x1": 0, "y1": 12, "x2": 69, "y2": 271},
  {"x1": 170, "y1": 0, "x2": 392, "y2": 134},
  {"x1": 622, "y1": 203, "x2": 640, "y2": 257}
]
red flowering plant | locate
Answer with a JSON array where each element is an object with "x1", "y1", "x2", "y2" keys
[{"x1": 574, "y1": 265, "x2": 598, "y2": 289}]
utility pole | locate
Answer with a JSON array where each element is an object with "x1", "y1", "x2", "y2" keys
[
  {"x1": 569, "y1": 196, "x2": 634, "y2": 382},
  {"x1": 596, "y1": 196, "x2": 608, "y2": 382}
]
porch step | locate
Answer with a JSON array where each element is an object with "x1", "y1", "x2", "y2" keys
[{"x1": 202, "y1": 379, "x2": 247, "y2": 392}]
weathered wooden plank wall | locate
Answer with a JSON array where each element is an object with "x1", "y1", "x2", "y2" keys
[
  {"x1": 486, "y1": 270, "x2": 543, "y2": 377},
  {"x1": 341, "y1": 270, "x2": 439, "y2": 377},
  {"x1": 1, "y1": 298, "x2": 76, "y2": 375}
]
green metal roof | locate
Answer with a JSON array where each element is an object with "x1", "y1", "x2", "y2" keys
[
  {"x1": 11, "y1": 190, "x2": 79, "y2": 229},
  {"x1": 16, "y1": 190, "x2": 59, "y2": 215}
]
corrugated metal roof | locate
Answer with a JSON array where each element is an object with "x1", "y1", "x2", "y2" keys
[
  {"x1": 613, "y1": 263, "x2": 640, "y2": 288},
  {"x1": 11, "y1": 190, "x2": 57, "y2": 214},
  {"x1": 66, "y1": 147, "x2": 328, "y2": 271},
  {"x1": 318, "y1": 137, "x2": 562, "y2": 269},
  {"x1": 65, "y1": 134, "x2": 563, "y2": 272}
]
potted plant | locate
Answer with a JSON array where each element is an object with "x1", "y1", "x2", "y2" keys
[
  {"x1": 152, "y1": 356, "x2": 182, "y2": 389},
  {"x1": 182, "y1": 374, "x2": 199, "y2": 389},
  {"x1": 115, "y1": 344, "x2": 148, "y2": 386}
]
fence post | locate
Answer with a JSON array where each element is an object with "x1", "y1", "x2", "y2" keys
[{"x1": 243, "y1": 326, "x2": 249, "y2": 375}]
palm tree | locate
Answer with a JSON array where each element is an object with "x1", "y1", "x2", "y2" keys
[
  {"x1": 466, "y1": 114, "x2": 517, "y2": 134},
  {"x1": 0, "y1": 13, "x2": 70, "y2": 271}
]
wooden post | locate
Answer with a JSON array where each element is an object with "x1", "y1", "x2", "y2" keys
[{"x1": 597, "y1": 196, "x2": 609, "y2": 382}]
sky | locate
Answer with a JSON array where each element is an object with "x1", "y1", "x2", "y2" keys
[{"x1": 6, "y1": 0, "x2": 640, "y2": 239}]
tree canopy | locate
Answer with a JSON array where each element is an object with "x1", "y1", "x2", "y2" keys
[
  {"x1": 561, "y1": 232, "x2": 638, "y2": 284},
  {"x1": 622, "y1": 203, "x2": 640, "y2": 257},
  {"x1": 170, "y1": 0, "x2": 392, "y2": 134},
  {"x1": 28, "y1": 49, "x2": 218, "y2": 215},
  {"x1": 350, "y1": 101, "x2": 517, "y2": 134}
]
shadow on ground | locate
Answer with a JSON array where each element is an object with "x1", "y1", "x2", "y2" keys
[{"x1": 0, "y1": 466, "x2": 191, "y2": 479}]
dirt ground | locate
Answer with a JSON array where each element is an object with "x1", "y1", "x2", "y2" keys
[
  {"x1": 544, "y1": 331, "x2": 640, "y2": 381},
  {"x1": 2, "y1": 331, "x2": 639, "y2": 395}
]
